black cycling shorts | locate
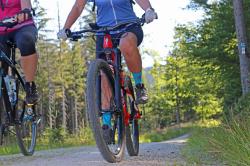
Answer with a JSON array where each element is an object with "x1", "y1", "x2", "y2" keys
[
  {"x1": 0, "y1": 25, "x2": 37, "y2": 57},
  {"x1": 95, "y1": 24, "x2": 144, "y2": 59}
]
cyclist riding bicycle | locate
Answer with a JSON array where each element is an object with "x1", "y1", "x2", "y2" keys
[
  {"x1": 0, "y1": 0, "x2": 39, "y2": 105},
  {"x1": 57, "y1": 0, "x2": 157, "y2": 143}
]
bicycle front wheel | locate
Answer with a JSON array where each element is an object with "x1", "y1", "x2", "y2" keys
[
  {"x1": 87, "y1": 59, "x2": 125, "y2": 163},
  {"x1": 14, "y1": 77, "x2": 37, "y2": 156}
]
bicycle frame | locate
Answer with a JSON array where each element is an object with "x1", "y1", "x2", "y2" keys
[
  {"x1": 0, "y1": 47, "x2": 24, "y2": 88},
  {"x1": 102, "y1": 33, "x2": 141, "y2": 126},
  {"x1": 69, "y1": 18, "x2": 145, "y2": 127}
]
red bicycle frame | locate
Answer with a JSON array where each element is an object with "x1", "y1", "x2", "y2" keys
[{"x1": 102, "y1": 34, "x2": 141, "y2": 126}]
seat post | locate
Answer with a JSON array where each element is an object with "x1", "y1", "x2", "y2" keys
[{"x1": 11, "y1": 46, "x2": 16, "y2": 63}]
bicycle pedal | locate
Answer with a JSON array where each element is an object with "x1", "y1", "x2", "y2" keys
[
  {"x1": 14, "y1": 120, "x2": 21, "y2": 125},
  {"x1": 36, "y1": 118, "x2": 41, "y2": 124},
  {"x1": 26, "y1": 103, "x2": 34, "y2": 107}
]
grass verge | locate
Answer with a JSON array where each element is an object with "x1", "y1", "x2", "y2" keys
[
  {"x1": 0, "y1": 127, "x2": 95, "y2": 156},
  {"x1": 0, "y1": 124, "x2": 192, "y2": 156},
  {"x1": 183, "y1": 117, "x2": 250, "y2": 165},
  {"x1": 140, "y1": 123, "x2": 192, "y2": 143}
]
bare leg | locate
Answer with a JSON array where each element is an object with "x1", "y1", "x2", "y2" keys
[
  {"x1": 101, "y1": 70, "x2": 113, "y2": 128},
  {"x1": 119, "y1": 32, "x2": 148, "y2": 104},
  {"x1": 101, "y1": 32, "x2": 141, "y2": 109},
  {"x1": 119, "y1": 32, "x2": 142, "y2": 73},
  {"x1": 20, "y1": 53, "x2": 38, "y2": 82},
  {"x1": 101, "y1": 71, "x2": 112, "y2": 110}
]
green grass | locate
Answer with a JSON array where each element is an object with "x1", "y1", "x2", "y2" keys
[
  {"x1": 140, "y1": 123, "x2": 192, "y2": 143},
  {"x1": 0, "y1": 124, "x2": 192, "y2": 156},
  {"x1": 209, "y1": 119, "x2": 250, "y2": 165},
  {"x1": 183, "y1": 118, "x2": 250, "y2": 165},
  {"x1": 0, "y1": 127, "x2": 95, "y2": 156},
  {"x1": 182, "y1": 125, "x2": 220, "y2": 165},
  {"x1": 0, "y1": 143, "x2": 20, "y2": 155}
]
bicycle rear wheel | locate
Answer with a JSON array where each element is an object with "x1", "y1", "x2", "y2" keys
[
  {"x1": 14, "y1": 77, "x2": 37, "y2": 156},
  {"x1": 124, "y1": 76, "x2": 139, "y2": 156},
  {"x1": 0, "y1": 94, "x2": 5, "y2": 145},
  {"x1": 87, "y1": 59, "x2": 125, "y2": 163}
]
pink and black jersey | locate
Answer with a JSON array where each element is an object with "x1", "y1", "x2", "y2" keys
[{"x1": 0, "y1": 0, "x2": 34, "y2": 34}]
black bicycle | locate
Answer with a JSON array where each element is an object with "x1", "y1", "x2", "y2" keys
[
  {"x1": 69, "y1": 17, "x2": 146, "y2": 163},
  {"x1": 0, "y1": 14, "x2": 40, "y2": 156}
]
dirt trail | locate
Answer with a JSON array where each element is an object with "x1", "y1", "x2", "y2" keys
[{"x1": 0, "y1": 134, "x2": 189, "y2": 166}]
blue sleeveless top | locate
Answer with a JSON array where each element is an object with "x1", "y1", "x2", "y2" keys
[{"x1": 88, "y1": 0, "x2": 138, "y2": 27}]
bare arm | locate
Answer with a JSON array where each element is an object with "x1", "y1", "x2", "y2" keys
[
  {"x1": 64, "y1": 0, "x2": 87, "y2": 29},
  {"x1": 135, "y1": 0, "x2": 152, "y2": 11},
  {"x1": 20, "y1": 0, "x2": 32, "y2": 9}
]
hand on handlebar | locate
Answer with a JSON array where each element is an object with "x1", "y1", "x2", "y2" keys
[
  {"x1": 145, "y1": 8, "x2": 158, "y2": 24},
  {"x1": 57, "y1": 29, "x2": 71, "y2": 40},
  {"x1": 64, "y1": 15, "x2": 147, "y2": 42},
  {"x1": 0, "y1": 8, "x2": 33, "y2": 28},
  {"x1": 1, "y1": 17, "x2": 17, "y2": 28}
]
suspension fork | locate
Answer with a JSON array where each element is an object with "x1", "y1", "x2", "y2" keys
[
  {"x1": 1, "y1": 76, "x2": 14, "y2": 123},
  {"x1": 10, "y1": 47, "x2": 16, "y2": 76},
  {"x1": 0, "y1": 68, "x2": 2, "y2": 98},
  {"x1": 114, "y1": 48, "x2": 122, "y2": 112}
]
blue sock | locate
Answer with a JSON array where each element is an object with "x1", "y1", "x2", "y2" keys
[
  {"x1": 102, "y1": 112, "x2": 111, "y2": 127},
  {"x1": 132, "y1": 72, "x2": 142, "y2": 85}
]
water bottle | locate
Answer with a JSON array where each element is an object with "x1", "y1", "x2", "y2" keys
[{"x1": 4, "y1": 75, "x2": 17, "y2": 105}]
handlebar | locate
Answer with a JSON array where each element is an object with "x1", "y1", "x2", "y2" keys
[
  {"x1": 0, "y1": 17, "x2": 18, "y2": 28},
  {"x1": 0, "y1": 9, "x2": 33, "y2": 28},
  {"x1": 68, "y1": 16, "x2": 146, "y2": 41}
]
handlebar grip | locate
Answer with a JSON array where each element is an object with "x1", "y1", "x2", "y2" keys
[
  {"x1": 65, "y1": 29, "x2": 72, "y2": 37},
  {"x1": 0, "y1": 17, "x2": 17, "y2": 28},
  {"x1": 70, "y1": 35, "x2": 82, "y2": 41}
]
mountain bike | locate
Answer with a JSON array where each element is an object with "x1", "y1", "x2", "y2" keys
[
  {"x1": 0, "y1": 15, "x2": 40, "y2": 156},
  {"x1": 68, "y1": 17, "x2": 146, "y2": 163}
]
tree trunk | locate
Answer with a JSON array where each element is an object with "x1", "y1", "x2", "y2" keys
[
  {"x1": 175, "y1": 57, "x2": 181, "y2": 124},
  {"x1": 70, "y1": 97, "x2": 75, "y2": 133},
  {"x1": 74, "y1": 97, "x2": 78, "y2": 133},
  {"x1": 46, "y1": 46, "x2": 53, "y2": 129},
  {"x1": 48, "y1": 86, "x2": 54, "y2": 129},
  {"x1": 233, "y1": 0, "x2": 250, "y2": 95},
  {"x1": 39, "y1": 89, "x2": 45, "y2": 131},
  {"x1": 62, "y1": 85, "x2": 67, "y2": 132}
]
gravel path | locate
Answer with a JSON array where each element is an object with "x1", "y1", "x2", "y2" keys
[{"x1": 0, "y1": 134, "x2": 189, "y2": 166}]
